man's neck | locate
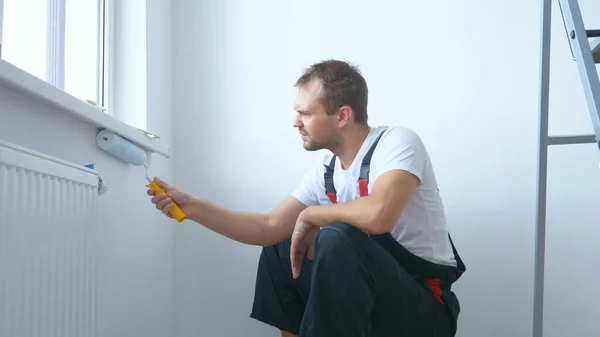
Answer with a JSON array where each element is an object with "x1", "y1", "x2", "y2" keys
[{"x1": 334, "y1": 125, "x2": 371, "y2": 170}]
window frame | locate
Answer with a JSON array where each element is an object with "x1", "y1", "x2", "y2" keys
[
  {"x1": 100, "y1": 0, "x2": 115, "y2": 116},
  {"x1": 46, "y1": 0, "x2": 66, "y2": 90},
  {"x1": 0, "y1": 0, "x2": 4, "y2": 58}
]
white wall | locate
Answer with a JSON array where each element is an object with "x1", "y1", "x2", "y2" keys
[
  {"x1": 0, "y1": 1, "x2": 175, "y2": 337},
  {"x1": 172, "y1": 1, "x2": 600, "y2": 337}
]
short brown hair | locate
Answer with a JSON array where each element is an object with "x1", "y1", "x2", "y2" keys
[{"x1": 295, "y1": 59, "x2": 369, "y2": 125}]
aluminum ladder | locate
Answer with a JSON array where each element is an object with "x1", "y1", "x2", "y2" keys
[{"x1": 535, "y1": 0, "x2": 600, "y2": 336}]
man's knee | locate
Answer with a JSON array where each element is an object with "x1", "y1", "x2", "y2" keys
[
  {"x1": 314, "y1": 222, "x2": 370, "y2": 260},
  {"x1": 316, "y1": 222, "x2": 368, "y2": 246}
]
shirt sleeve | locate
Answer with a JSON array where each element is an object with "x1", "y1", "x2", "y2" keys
[
  {"x1": 373, "y1": 127, "x2": 427, "y2": 183},
  {"x1": 291, "y1": 157, "x2": 325, "y2": 206}
]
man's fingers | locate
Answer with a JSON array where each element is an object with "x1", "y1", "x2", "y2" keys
[
  {"x1": 290, "y1": 239, "x2": 297, "y2": 278},
  {"x1": 152, "y1": 193, "x2": 167, "y2": 204},
  {"x1": 290, "y1": 237, "x2": 305, "y2": 279},
  {"x1": 291, "y1": 254, "x2": 302, "y2": 279},
  {"x1": 168, "y1": 191, "x2": 187, "y2": 205},
  {"x1": 156, "y1": 198, "x2": 172, "y2": 211},
  {"x1": 163, "y1": 203, "x2": 174, "y2": 215}
]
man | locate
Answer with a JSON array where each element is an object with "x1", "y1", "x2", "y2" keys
[{"x1": 148, "y1": 59, "x2": 465, "y2": 337}]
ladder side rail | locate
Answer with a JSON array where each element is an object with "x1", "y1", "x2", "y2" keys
[{"x1": 533, "y1": 0, "x2": 553, "y2": 336}]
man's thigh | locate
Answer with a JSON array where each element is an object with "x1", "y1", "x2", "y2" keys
[{"x1": 367, "y1": 240, "x2": 454, "y2": 337}]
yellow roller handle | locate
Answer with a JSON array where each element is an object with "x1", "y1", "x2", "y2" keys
[{"x1": 146, "y1": 178, "x2": 187, "y2": 223}]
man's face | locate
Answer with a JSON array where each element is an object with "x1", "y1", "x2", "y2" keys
[{"x1": 293, "y1": 79, "x2": 338, "y2": 151}]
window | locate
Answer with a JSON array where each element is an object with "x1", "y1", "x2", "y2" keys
[{"x1": 0, "y1": 0, "x2": 109, "y2": 109}]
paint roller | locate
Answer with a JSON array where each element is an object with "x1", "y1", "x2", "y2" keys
[{"x1": 95, "y1": 129, "x2": 187, "y2": 222}]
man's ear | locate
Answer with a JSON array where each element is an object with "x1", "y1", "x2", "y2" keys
[{"x1": 336, "y1": 105, "x2": 352, "y2": 127}]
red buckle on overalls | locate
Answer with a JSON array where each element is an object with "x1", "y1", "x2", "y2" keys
[
  {"x1": 358, "y1": 179, "x2": 369, "y2": 198},
  {"x1": 327, "y1": 178, "x2": 369, "y2": 204},
  {"x1": 327, "y1": 179, "x2": 369, "y2": 240}
]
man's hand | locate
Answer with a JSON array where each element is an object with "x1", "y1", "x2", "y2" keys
[
  {"x1": 290, "y1": 210, "x2": 320, "y2": 279},
  {"x1": 147, "y1": 177, "x2": 196, "y2": 219}
]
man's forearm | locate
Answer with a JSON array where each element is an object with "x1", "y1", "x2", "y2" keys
[
  {"x1": 302, "y1": 196, "x2": 391, "y2": 235},
  {"x1": 186, "y1": 197, "x2": 276, "y2": 246}
]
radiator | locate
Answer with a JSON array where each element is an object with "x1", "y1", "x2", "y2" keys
[{"x1": 0, "y1": 140, "x2": 100, "y2": 337}]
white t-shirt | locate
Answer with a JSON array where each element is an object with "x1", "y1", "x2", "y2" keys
[{"x1": 292, "y1": 126, "x2": 457, "y2": 267}]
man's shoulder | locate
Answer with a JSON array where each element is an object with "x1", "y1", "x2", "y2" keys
[
  {"x1": 376, "y1": 125, "x2": 422, "y2": 142},
  {"x1": 372, "y1": 125, "x2": 426, "y2": 154}
]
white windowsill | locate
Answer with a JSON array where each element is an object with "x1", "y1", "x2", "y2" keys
[{"x1": 0, "y1": 59, "x2": 170, "y2": 158}]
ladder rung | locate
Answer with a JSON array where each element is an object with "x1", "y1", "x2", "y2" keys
[
  {"x1": 587, "y1": 29, "x2": 600, "y2": 38},
  {"x1": 547, "y1": 134, "x2": 598, "y2": 145}
]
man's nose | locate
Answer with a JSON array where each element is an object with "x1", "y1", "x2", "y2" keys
[{"x1": 292, "y1": 117, "x2": 302, "y2": 128}]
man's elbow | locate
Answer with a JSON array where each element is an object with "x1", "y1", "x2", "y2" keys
[
  {"x1": 368, "y1": 218, "x2": 397, "y2": 235},
  {"x1": 261, "y1": 214, "x2": 288, "y2": 247},
  {"x1": 366, "y1": 203, "x2": 399, "y2": 234}
]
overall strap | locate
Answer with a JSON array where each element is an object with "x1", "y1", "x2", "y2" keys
[
  {"x1": 324, "y1": 156, "x2": 337, "y2": 204},
  {"x1": 448, "y1": 234, "x2": 466, "y2": 280},
  {"x1": 358, "y1": 132, "x2": 384, "y2": 197},
  {"x1": 323, "y1": 131, "x2": 385, "y2": 204}
]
